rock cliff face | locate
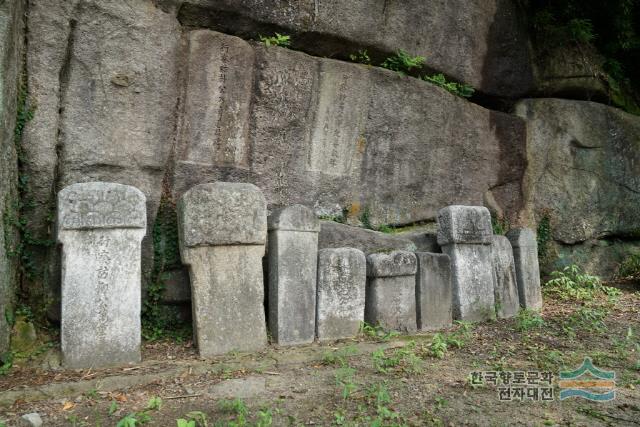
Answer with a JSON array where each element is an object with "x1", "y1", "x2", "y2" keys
[
  {"x1": 0, "y1": 0, "x2": 25, "y2": 353},
  {"x1": 515, "y1": 99, "x2": 640, "y2": 277},
  {"x1": 0, "y1": 0, "x2": 638, "y2": 331}
]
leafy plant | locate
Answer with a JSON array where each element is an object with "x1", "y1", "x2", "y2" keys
[
  {"x1": 335, "y1": 366, "x2": 358, "y2": 399},
  {"x1": 360, "y1": 322, "x2": 399, "y2": 341},
  {"x1": 429, "y1": 333, "x2": 448, "y2": 359},
  {"x1": 423, "y1": 73, "x2": 475, "y2": 98},
  {"x1": 618, "y1": 253, "x2": 640, "y2": 279},
  {"x1": 322, "y1": 345, "x2": 358, "y2": 367},
  {"x1": 116, "y1": 412, "x2": 151, "y2": 427},
  {"x1": 185, "y1": 411, "x2": 208, "y2": 427},
  {"x1": 491, "y1": 216, "x2": 510, "y2": 235},
  {"x1": 515, "y1": 309, "x2": 545, "y2": 332},
  {"x1": 544, "y1": 265, "x2": 619, "y2": 302},
  {"x1": 146, "y1": 397, "x2": 162, "y2": 411},
  {"x1": 381, "y1": 49, "x2": 425, "y2": 75},
  {"x1": 177, "y1": 420, "x2": 195, "y2": 427},
  {"x1": 259, "y1": 33, "x2": 291, "y2": 47},
  {"x1": 349, "y1": 49, "x2": 371, "y2": 65},
  {"x1": 568, "y1": 18, "x2": 596, "y2": 42},
  {"x1": 536, "y1": 214, "x2": 552, "y2": 259}
]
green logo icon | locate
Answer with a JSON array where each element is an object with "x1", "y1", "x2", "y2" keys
[{"x1": 559, "y1": 357, "x2": 615, "y2": 401}]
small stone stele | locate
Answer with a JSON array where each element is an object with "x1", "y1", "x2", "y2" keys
[
  {"x1": 437, "y1": 205, "x2": 495, "y2": 322},
  {"x1": 490, "y1": 236, "x2": 520, "y2": 319},
  {"x1": 415, "y1": 252, "x2": 452, "y2": 330},
  {"x1": 178, "y1": 182, "x2": 268, "y2": 357},
  {"x1": 365, "y1": 251, "x2": 417, "y2": 333},
  {"x1": 267, "y1": 205, "x2": 320, "y2": 346},
  {"x1": 57, "y1": 182, "x2": 146, "y2": 368},
  {"x1": 506, "y1": 228, "x2": 543, "y2": 310},
  {"x1": 316, "y1": 248, "x2": 366, "y2": 341}
]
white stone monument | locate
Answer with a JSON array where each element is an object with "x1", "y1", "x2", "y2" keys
[{"x1": 58, "y1": 182, "x2": 146, "y2": 368}]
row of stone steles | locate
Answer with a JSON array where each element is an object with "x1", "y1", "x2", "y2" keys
[{"x1": 56, "y1": 181, "x2": 542, "y2": 369}]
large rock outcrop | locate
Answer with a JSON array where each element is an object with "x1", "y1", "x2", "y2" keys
[
  {"x1": 175, "y1": 0, "x2": 534, "y2": 98},
  {"x1": 516, "y1": 98, "x2": 640, "y2": 277},
  {"x1": 22, "y1": 0, "x2": 181, "y2": 315},
  {"x1": 173, "y1": 30, "x2": 527, "y2": 228},
  {"x1": 0, "y1": 0, "x2": 25, "y2": 353}
]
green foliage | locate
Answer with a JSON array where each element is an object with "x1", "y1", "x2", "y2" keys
[
  {"x1": 359, "y1": 206, "x2": 373, "y2": 230},
  {"x1": 349, "y1": 49, "x2": 371, "y2": 65},
  {"x1": 536, "y1": 215, "x2": 552, "y2": 259},
  {"x1": 259, "y1": 33, "x2": 291, "y2": 47},
  {"x1": 219, "y1": 398, "x2": 249, "y2": 418},
  {"x1": 0, "y1": 351, "x2": 13, "y2": 375},
  {"x1": 530, "y1": 0, "x2": 640, "y2": 114},
  {"x1": 381, "y1": 49, "x2": 425, "y2": 75},
  {"x1": 491, "y1": 216, "x2": 510, "y2": 236},
  {"x1": 544, "y1": 265, "x2": 620, "y2": 302},
  {"x1": 424, "y1": 322, "x2": 473, "y2": 359},
  {"x1": 360, "y1": 322, "x2": 399, "y2": 341},
  {"x1": 515, "y1": 309, "x2": 545, "y2": 332},
  {"x1": 177, "y1": 420, "x2": 196, "y2": 427},
  {"x1": 335, "y1": 366, "x2": 358, "y2": 399},
  {"x1": 185, "y1": 411, "x2": 208, "y2": 427},
  {"x1": 428, "y1": 333, "x2": 448, "y2": 359},
  {"x1": 146, "y1": 397, "x2": 163, "y2": 411},
  {"x1": 142, "y1": 196, "x2": 190, "y2": 341},
  {"x1": 372, "y1": 342, "x2": 423, "y2": 374},
  {"x1": 116, "y1": 412, "x2": 151, "y2": 427},
  {"x1": 422, "y1": 73, "x2": 475, "y2": 98},
  {"x1": 618, "y1": 253, "x2": 640, "y2": 279},
  {"x1": 377, "y1": 224, "x2": 395, "y2": 234},
  {"x1": 322, "y1": 345, "x2": 358, "y2": 367}
]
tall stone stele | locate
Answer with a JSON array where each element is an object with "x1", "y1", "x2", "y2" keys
[
  {"x1": 415, "y1": 252, "x2": 452, "y2": 330},
  {"x1": 365, "y1": 251, "x2": 417, "y2": 333},
  {"x1": 316, "y1": 248, "x2": 367, "y2": 341},
  {"x1": 437, "y1": 205, "x2": 495, "y2": 322},
  {"x1": 57, "y1": 182, "x2": 146, "y2": 368},
  {"x1": 177, "y1": 182, "x2": 268, "y2": 357},
  {"x1": 267, "y1": 205, "x2": 320, "y2": 346},
  {"x1": 490, "y1": 235, "x2": 520, "y2": 319},
  {"x1": 506, "y1": 228, "x2": 543, "y2": 310}
]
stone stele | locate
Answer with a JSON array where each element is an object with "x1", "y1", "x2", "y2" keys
[
  {"x1": 316, "y1": 248, "x2": 367, "y2": 341},
  {"x1": 365, "y1": 251, "x2": 417, "y2": 333},
  {"x1": 267, "y1": 205, "x2": 320, "y2": 346},
  {"x1": 57, "y1": 182, "x2": 146, "y2": 368},
  {"x1": 178, "y1": 182, "x2": 268, "y2": 357},
  {"x1": 490, "y1": 235, "x2": 520, "y2": 319},
  {"x1": 415, "y1": 252, "x2": 452, "y2": 330},
  {"x1": 506, "y1": 228, "x2": 543, "y2": 310},
  {"x1": 437, "y1": 205, "x2": 496, "y2": 322}
]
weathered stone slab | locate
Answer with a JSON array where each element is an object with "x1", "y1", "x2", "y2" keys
[
  {"x1": 316, "y1": 248, "x2": 366, "y2": 341},
  {"x1": 318, "y1": 221, "x2": 416, "y2": 255},
  {"x1": 415, "y1": 253, "x2": 452, "y2": 330},
  {"x1": 506, "y1": 228, "x2": 543, "y2": 310},
  {"x1": 178, "y1": 182, "x2": 267, "y2": 357},
  {"x1": 490, "y1": 236, "x2": 520, "y2": 319},
  {"x1": 267, "y1": 205, "x2": 320, "y2": 346},
  {"x1": 365, "y1": 251, "x2": 417, "y2": 333},
  {"x1": 437, "y1": 206, "x2": 495, "y2": 322},
  {"x1": 177, "y1": 0, "x2": 533, "y2": 97},
  {"x1": 57, "y1": 182, "x2": 146, "y2": 368},
  {"x1": 173, "y1": 31, "x2": 527, "y2": 229}
]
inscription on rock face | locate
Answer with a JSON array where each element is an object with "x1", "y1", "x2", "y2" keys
[
  {"x1": 180, "y1": 30, "x2": 252, "y2": 168},
  {"x1": 437, "y1": 205, "x2": 492, "y2": 246},
  {"x1": 58, "y1": 182, "x2": 146, "y2": 230},
  {"x1": 307, "y1": 64, "x2": 369, "y2": 176}
]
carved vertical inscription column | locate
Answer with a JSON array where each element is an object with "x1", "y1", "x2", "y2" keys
[
  {"x1": 437, "y1": 205, "x2": 496, "y2": 322},
  {"x1": 58, "y1": 182, "x2": 146, "y2": 368},
  {"x1": 178, "y1": 182, "x2": 268, "y2": 357},
  {"x1": 506, "y1": 228, "x2": 543, "y2": 310}
]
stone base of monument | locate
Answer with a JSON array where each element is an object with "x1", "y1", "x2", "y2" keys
[
  {"x1": 316, "y1": 248, "x2": 367, "y2": 341},
  {"x1": 365, "y1": 251, "x2": 417, "y2": 333}
]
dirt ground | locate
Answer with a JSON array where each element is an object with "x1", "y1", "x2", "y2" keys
[{"x1": 1, "y1": 280, "x2": 639, "y2": 427}]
